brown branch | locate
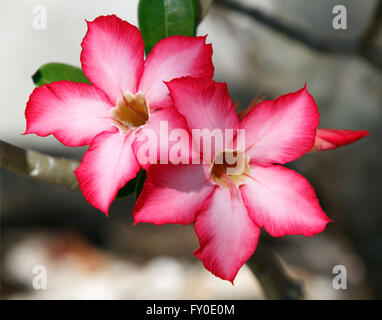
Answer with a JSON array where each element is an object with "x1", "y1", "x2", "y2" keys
[
  {"x1": 246, "y1": 244, "x2": 304, "y2": 300},
  {"x1": 0, "y1": 140, "x2": 79, "y2": 190},
  {"x1": 215, "y1": 0, "x2": 382, "y2": 69}
]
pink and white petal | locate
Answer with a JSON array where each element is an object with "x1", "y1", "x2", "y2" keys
[
  {"x1": 241, "y1": 165, "x2": 331, "y2": 238},
  {"x1": 134, "y1": 164, "x2": 214, "y2": 225},
  {"x1": 24, "y1": 81, "x2": 114, "y2": 147},
  {"x1": 240, "y1": 86, "x2": 320, "y2": 166},
  {"x1": 133, "y1": 106, "x2": 199, "y2": 167},
  {"x1": 194, "y1": 188, "x2": 260, "y2": 283},
  {"x1": 311, "y1": 128, "x2": 369, "y2": 151},
  {"x1": 75, "y1": 131, "x2": 140, "y2": 215},
  {"x1": 81, "y1": 15, "x2": 144, "y2": 104},
  {"x1": 166, "y1": 77, "x2": 238, "y2": 132},
  {"x1": 166, "y1": 78, "x2": 238, "y2": 160},
  {"x1": 138, "y1": 36, "x2": 214, "y2": 109}
]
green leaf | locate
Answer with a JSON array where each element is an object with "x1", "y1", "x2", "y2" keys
[
  {"x1": 191, "y1": 0, "x2": 200, "y2": 22},
  {"x1": 138, "y1": 0, "x2": 198, "y2": 55},
  {"x1": 135, "y1": 169, "x2": 147, "y2": 199},
  {"x1": 32, "y1": 62, "x2": 90, "y2": 87},
  {"x1": 116, "y1": 169, "x2": 147, "y2": 200},
  {"x1": 116, "y1": 177, "x2": 138, "y2": 199}
]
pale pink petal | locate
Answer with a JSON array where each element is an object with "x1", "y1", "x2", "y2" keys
[
  {"x1": 166, "y1": 77, "x2": 238, "y2": 132},
  {"x1": 138, "y1": 36, "x2": 214, "y2": 109},
  {"x1": 240, "y1": 86, "x2": 320, "y2": 166},
  {"x1": 241, "y1": 165, "x2": 331, "y2": 237},
  {"x1": 24, "y1": 81, "x2": 114, "y2": 147},
  {"x1": 312, "y1": 128, "x2": 369, "y2": 151},
  {"x1": 166, "y1": 78, "x2": 238, "y2": 160},
  {"x1": 81, "y1": 15, "x2": 144, "y2": 104},
  {"x1": 75, "y1": 131, "x2": 140, "y2": 215},
  {"x1": 134, "y1": 164, "x2": 214, "y2": 225},
  {"x1": 194, "y1": 188, "x2": 260, "y2": 283},
  {"x1": 132, "y1": 106, "x2": 198, "y2": 167}
]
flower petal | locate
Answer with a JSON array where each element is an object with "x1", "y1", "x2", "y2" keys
[
  {"x1": 133, "y1": 106, "x2": 198, "y2": 167},
  {"x1": 241, "y1": 165, "x2": 331, "y2": 237},
  {"x1": 166, "y1": 77, "x2": 238, "y2": 132},
  {"x1": 24, "y1": 81, "x2": 114, "y2": 147},
  {"x1": 311, "y1": 128, "x2": 369, "y2": 151},
  {"x1": 138, "y1": 36, "x2": 214, "y2": 109},
  {"x1": 75, "y1": 131, "x2": 140, "y2": 215},
  {"x1": 194, "y1": 187, "x2": 260, "y2": 283},
  {"x1": 240, "y1": 86, "x2": 320, "y2": 166},
  {"x1": 166, "y1": 78, "x2": 238, "y2": 160},
  {"x1": 81, "y1": 15, "x2": 144, "y2": 104},
  {"x1": 134, "y1": 164, "x2": 214, "y2": 225}
]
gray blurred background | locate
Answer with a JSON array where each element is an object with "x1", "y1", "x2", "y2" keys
[{"x1": 1, "y1": 0, "x2": 381, "y2": 299}]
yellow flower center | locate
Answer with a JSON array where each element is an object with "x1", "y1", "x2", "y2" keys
[
  {"x1": 111, "y1": 92, "x2": 149, "y2": 131},
  {"x1": 210, "y1": 150, "x2": 250, "y2": 188}
]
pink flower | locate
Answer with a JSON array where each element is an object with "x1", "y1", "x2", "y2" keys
[
  {"x1": 133, "y1": 77, "x2": 334, "y2": 283},
  {"x1": 24, "y1": 15, "x2": 214, "y2": 215},
  {"x1": 311, "y1": 128, "x2": 369, "y2": 151}
]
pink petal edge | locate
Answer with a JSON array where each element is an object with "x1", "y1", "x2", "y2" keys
[
  {"x1": 138, "y1": 35, "x2": 214, "y2": 110},
  {"x1": 81, "y1": 15, "x2": 144, "y2": 104},
  {"x1": 240, "y1": 86, "x2": 320, "y2": 166},
  {"x1": 241, "y1": 165, "x2": 332, "y2": 238},
  {"x1": 75, "y1": 131, "x2": 140, "y2": 215},
  {"x1": 133, "y1": 164, "x2": 214, "y2": 225},
  {"x1": 194, "y1": 187, "x2": 260, "y2": 283},
  {"x1": 24, "y1": 81, "x2": 114, "y2": 147}
]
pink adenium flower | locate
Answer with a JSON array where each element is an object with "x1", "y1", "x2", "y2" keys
[
  {"x1": 24, "y1": 15, "x2": 214, "y2": 214},
  {"x1": 133, "y1": 77, "x2": 343, "y2": 283}
]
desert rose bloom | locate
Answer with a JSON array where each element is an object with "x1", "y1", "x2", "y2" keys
[
  {"x1": 134, "y1": 77, "x2": 335, "y2": 282},
  {"x1": 311, "y1": 128, "x2": 369, "y2": 151},
  {"x1": 24, "y1": 15, "x2": 214, "y2": 214}
]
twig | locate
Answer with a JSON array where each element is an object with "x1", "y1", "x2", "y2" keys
[
  {"x1": 215, "y1": 0, "x2": 382, "y2": 69},
  {"x1": 0, "y1": 140, "x2": 79, "y2": 190},
  {"x1": 246, "y1": 244, "x2": 304, "y2": 300}
]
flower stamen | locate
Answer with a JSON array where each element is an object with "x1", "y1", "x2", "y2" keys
[
  {"x1": 210, "y1": 150, "x2": 250, "y2": 188},
  {"x1": 111, "y1": 92, "x2": 149, "y2": 132}
]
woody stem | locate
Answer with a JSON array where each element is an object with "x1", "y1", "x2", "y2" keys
[{"x1": 0, "y1": 140, "x2": 80, "y2": 190}]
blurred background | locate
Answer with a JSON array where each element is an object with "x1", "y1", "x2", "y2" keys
[{"x1": 1, "y1": 0, "x2": 381, "y2": 299}]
